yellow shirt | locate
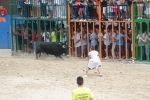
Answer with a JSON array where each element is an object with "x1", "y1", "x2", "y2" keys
[
  {"x1": 72, "y1": 87, "x2": 93, "y2": 100},
  {"x1": 51, "y1": 31, "x2": 56, "y2": 42}
]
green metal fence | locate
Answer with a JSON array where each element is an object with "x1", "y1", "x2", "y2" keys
[
  {"x1": 10, "y1": 0, "x2": 68, "y2": 55},
  {"x1": 133, "y1": 3, "x2": 150, "y2": 62}
]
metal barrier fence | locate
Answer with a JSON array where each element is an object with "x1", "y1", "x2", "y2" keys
[
  {"x1": 133, "y1": 2, "x2": 150, "y2": 62},
  {"x1": 133, "y1": 22, "x2": 150, "y2": 62},
  {"x1": 10, "y1": 0, "x2": 68, "y2": 54},
  {"x1": 68, "y1": 2, "x2": 134, "y2": 60}
]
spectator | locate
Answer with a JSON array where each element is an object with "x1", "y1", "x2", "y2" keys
[
  {"x1": 48, "y1": 0, "x2": 54, "y2": 18},
  {"x1": 32, "y1": 0, "x2": 41, "y2": 18},
  {"x1": 17, "y1": 0, "x2": 24, "y2": 16},
  {"x1": 103, "y1": 29, "x2": 111, "y2": 59},
  {"x1": 72, "y1": 76, "x2": 93, "y2": 100},
  {"x1": 134, "y1": 0, "x2": 144, "y2": 19},
  {"x1": 23, "y1": 27, "x2": 27, "y2": 54},
  {"x1": 53, "y1": 0, "x2": 63, "y2": 18},
  {"x1": 33, "y1": 28, "x2": 38, "y2": 53},
  {"x1": 41, "y1": 0, "x2": 47, "y2": 18},
  {"x1": 139, "y1": 31, "x2": 147, "y2": 60},
  {"x1": 72, "y1": 28, "x2": 81, "y2": 57},
  {"x1": 136, "y1": 31, "x2": 146, "y2": 60},
  {"x1": 90, "y1": 29, "x2": 98, "y2": 51},
  {"x1": 74, "y1": 0, "x2": 79, "y2": 20},
  {"x1": 42, "y1": 28, "x2": 50, "y2": 42},
  {"x1": 116, "y1": 0, "x2": 125, "y2": 20},
  {"x1": 51, "y1": 27, "x2": 57, "y2": 42},
  {"x1": 23, "y1": 0, "x2": 32, "y2": 17},
  {"x1": 88, "y1": 0, "x2": 94, "y2": 20},
  {"x1": 69, "y1": 0, "x2": 75, "y2": 20},
  {"x1": 145, "y1": 0, "x2": 150, "y2": 18},
  {"x1": 101, "y1": 0, "x2": 108, "y2": 20},
  {"x1": 78, "y1": 0, "x2": 84, "y2": 21},
  {"x1": 28, "y1": 27, "x2": 33, "y2": 53},
  {"x1": 16, "y1": 24, "x2": 23, "y2": 50},
  {"x1": 81, "y1": 26, "x2": 87, "y2": 57},
  {"x1": 126, "y1": 29, "x2": 132, "y2": 58},
  {"x1": 83, "y1": 0, "x2": 88, "y2": 21}
]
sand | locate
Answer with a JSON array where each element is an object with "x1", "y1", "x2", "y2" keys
[{"x1": 0, "y1": 54, "x2": 150, "y2": 100}]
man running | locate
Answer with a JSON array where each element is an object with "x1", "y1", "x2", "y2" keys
[{"x1": 83, "y1": 46, "x2": 102, "y2": 77}]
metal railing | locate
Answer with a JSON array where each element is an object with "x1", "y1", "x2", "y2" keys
[{"x1": 10, "y1": 0, "x2": 68, "y2": 55}]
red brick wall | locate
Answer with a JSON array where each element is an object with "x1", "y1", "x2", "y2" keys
[{"x1": 0, "y1": 0, "x2": 10, "y2": 13}]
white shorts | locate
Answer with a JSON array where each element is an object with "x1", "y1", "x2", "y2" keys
[{"x1": 88, "y1": 59, "x2": 101, "y2": 70}]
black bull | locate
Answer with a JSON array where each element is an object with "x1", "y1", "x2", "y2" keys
[{"x1": 36, "y1": 42, "x2": 68, "y2": 60}]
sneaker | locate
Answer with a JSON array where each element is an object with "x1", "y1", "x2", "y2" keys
[
  {"x1": 79, "y1": 19, "x2": 83, "y2": 21},
  {"x1": 99, "y1": 74, "x2": 102, "y2": 77}
]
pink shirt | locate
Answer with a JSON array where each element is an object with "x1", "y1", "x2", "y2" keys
[{"x1": 24, "y1": 29, "x2": 27, "y2": 39}]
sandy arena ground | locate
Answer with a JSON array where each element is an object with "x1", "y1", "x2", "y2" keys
[{"x1": 0, "y1": 54, "x2": 150, "y2": 100}]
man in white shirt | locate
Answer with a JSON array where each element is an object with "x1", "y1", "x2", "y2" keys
[
  {"x1": 72, "y1": 31, "x2": 81, "y2": 57},
  {"x1": 42, "y1": 30, "x2": 50, "y2": 42},
  {"x1": 83, "y1": 46, "x2": 102, "y2": 77}
]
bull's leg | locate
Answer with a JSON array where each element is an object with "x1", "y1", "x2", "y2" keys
[
  {"x1": 58, "y1": 56, "x2": 64, "y2": 60},
  {"x1": 39, "y1": 53, "x2": 41, "y2": 58},
  {"x1": 36, "y1": 53, "x2": 38, "y2": 60}
]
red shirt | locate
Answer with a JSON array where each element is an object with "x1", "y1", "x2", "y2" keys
[
  {"x1": 0, "y1": 8, "x2": 7, "y2": 14},
  {"x1": 34, "y1": 30, "x2": 38, "y2": 42}
]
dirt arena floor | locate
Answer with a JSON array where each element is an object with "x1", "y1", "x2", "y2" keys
[{"x1": 0, "y1": 54, "x2": 150, "y2": 100}]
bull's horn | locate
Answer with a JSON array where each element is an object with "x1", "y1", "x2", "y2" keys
[{"x1": 62, "y1": 45, "x2": 66, "y2": 48}]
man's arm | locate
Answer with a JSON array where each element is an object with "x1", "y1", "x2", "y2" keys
[{"x1": 90, "y1": 98, "x2": 93, "y2": 100}]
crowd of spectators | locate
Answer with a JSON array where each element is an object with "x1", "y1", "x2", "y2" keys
[
  {"x1": 16, "y1": 0, "x2": 66, "y2": 18},
  {"x1": 71, "y1": 22, "x2": 150, "y2": 60},
  {"x1": 14, "y1": 21, "x2": 67, "y2": 54},
  {"x1": 69, "y1": 0, "x2": 132, "y2": 21},
  {"x1": 14, "y1": 0, "x2": 150, "y2": 20}
]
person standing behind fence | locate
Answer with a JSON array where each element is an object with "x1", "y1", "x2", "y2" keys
[
  {"x1": 90, "y1": 29, "x2": 98, "y2": 51},
  {"x1": 33, "y1": 28, "x2": 38, "y2": 54},
  {"x1": 41, "y1": 0, "x2": 48, "y2": 18},
  {"x1": 32, "y1": 0, "x2": 40, "y2": 18},
  {"x1": 134, "y1": 0, "x2": 144, "y2": 19},
  {"x1": 126, "y1": 29, "x2": 132, "y2": 59},
  {"x1": 72, "y1": 76, "x2": 93, "y2": 100},
  {"x1": 42, "y1": 28, "x2": 50, "y2": 42},
  {"x1": 103, "y1": 29, "x2": 111, "y2": 59},
  {"x1": 24, "y1": 27, "x2": 27, "y2": 54},
  {"x1": 51, "y1": 27, "x2": 57, "y2": 42},
  {"x1": 53, "y1": 0, "x2": 63, "y2": 18},
  {"x1": 72, "y1": 30, "x2": 81, "y2": 57},
  {"x1": 17, "y1": 0, "x2": 24, "y2": 16}
]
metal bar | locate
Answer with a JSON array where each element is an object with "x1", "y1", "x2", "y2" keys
[
  {"x1": 112, "y1": 22, "x2": 114, "y2": 59},
  {"x1": 80, "y1": 22, "x2": 83, "y2": 58},
  {"x1": 125, "y1": 22, "x2": 128, "y2": 59}
]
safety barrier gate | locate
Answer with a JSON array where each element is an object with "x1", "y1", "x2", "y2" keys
[
  {"x1": 67, "y1": 1, "x2": 134, "y2": 60},
  {"x1": 10, "y1": 0, "x2": 68, "y2": 55},
  {"x1": 133, "y1": 2, "x2": 150, "y2": 62}
]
